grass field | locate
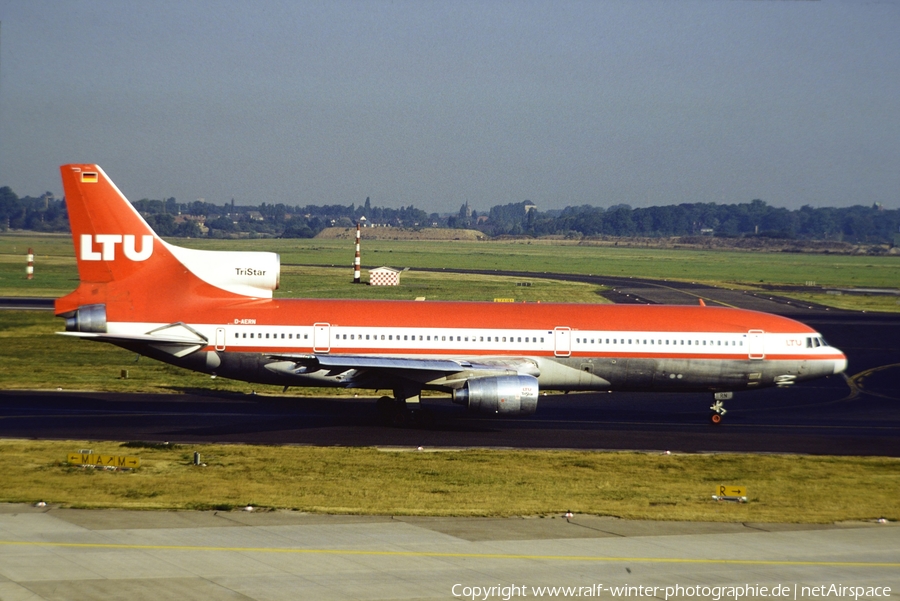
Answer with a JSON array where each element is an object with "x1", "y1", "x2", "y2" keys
[
  {"x1": 0, "y1": 440, "x2": 896, "y2": 523},
  {"x1": 2, "y1": 232, "x2": 898, "y2": 301}
]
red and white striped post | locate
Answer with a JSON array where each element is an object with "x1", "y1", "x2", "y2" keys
[
  {"x1": 26, "y1": 248, "x2": 34, "y2": 280},
  {"x1": 353, "y1": 223, "x2": 361, "y2": 284}
]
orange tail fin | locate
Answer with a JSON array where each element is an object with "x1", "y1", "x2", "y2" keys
[{"x1": 56, "y1": 165, "x2": 280, "y2": 320}]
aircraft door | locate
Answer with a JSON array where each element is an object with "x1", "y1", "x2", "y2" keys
[
  {"x1": 313, "y1": 323, "x2": 331, "y2": 353},
  {"x1": 748, "y1": 329, "x2": 765, "y2": 360},
  {"x1": 215, "y1": 327, "x2": 226, "y2": 351},
  {"x1": 554, "y1": 327, "x2": 571, "y2": 357}
]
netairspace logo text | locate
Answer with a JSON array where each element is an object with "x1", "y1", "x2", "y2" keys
[{"x1": 451, "y1": 583, "x2": 892, "y2": 600}]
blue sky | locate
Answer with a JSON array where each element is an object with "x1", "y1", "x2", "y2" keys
[{"x1": 0, "y1": 0, "x2": 898, "y2": 212}]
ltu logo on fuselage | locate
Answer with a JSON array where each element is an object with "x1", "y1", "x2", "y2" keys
[{"x1": 80, "y1": 234, "x2": 153, "y2": 261}]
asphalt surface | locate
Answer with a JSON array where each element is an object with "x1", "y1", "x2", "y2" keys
[
  {"x1": 1, "y1": 278, "x2": 898, "y2": 456},
  {"x1": 0, "y1": 297, "x2": 54, "y2": 310},
  {"x1": 3, "y1": 504, "x2": 897, "y2": 601}
]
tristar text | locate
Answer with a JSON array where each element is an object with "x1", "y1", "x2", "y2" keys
[{"x1": 80, "y1": 234, "x2": 154, "y2": 261}]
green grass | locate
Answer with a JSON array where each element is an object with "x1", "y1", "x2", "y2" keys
[
  {"x1": 786, "y1": 292, "x2": 900, "y2": 313},
  {"x1": 175, "y1": 236, "x2": 900, "y2": 290},
  {"x1": 1, "y1": 440, "x2": 896, "y2": 522},
  {"x1": 279, "y1": 266, "x2": 607, "y2": 303},
  {"x1": 3, "y1": 232, "x2": 897, "y2": 305}
]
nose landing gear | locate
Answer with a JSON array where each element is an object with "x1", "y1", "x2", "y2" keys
[{"x1": 709, "y1": 392, "x2": 732, "y2": 424}]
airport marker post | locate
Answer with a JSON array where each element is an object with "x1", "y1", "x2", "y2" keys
[{"x1": 353, "y1": 222, "x2": 361, "y2": 283}]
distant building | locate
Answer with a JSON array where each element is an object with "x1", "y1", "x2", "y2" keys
[{"x1": 369, "y1": 266, "x2": 401, "y2": 286}]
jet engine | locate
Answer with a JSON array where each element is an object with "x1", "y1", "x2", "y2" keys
[
  {"x1": 165, "y1": 244, "x2": 281, "y2": 298},
  {"x1": 62, "y1": 303, "x2": 107, "y2": 333},
  {"x1": 452, "y1": 375, "x2": 539, "y2": 415}
]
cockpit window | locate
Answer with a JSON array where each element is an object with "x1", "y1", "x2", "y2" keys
[{"x1": 807, "y1": 336, "x2": 828, "y2": 348}]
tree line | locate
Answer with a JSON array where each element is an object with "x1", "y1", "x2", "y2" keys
[
  {"x1": 1, "y1": 185, "x2": 898, "y2": 244},
  {"x1": 472, "y1": 199, "x2": 900, "y2": 243}
]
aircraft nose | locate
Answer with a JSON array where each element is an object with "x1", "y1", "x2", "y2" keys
[{"x1": 833, "y1": 354, "x2": 848, "y2": 375}]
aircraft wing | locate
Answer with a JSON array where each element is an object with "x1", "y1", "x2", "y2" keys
[{"x1": 264, "y1": 353, "x2": 540, "y2": 388}]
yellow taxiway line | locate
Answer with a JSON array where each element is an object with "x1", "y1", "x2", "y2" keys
[{"x1": 1, "y1": 540, "x2": 897, "y2": 568}]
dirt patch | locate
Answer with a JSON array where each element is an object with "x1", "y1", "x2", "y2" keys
[{"x1": 316, "y1": 227, "x2": 487, "y2": 241}]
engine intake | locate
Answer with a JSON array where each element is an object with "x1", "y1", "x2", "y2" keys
[
  {"x1": 165, "y1": 244, "x2": 281, "y2": 298},
  {"x1": 452, "y1": 375, "x2": 539, "y2": 415}
]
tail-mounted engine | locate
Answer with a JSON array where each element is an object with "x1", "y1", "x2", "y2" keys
[
  {"x1": 452, "y1": 375, "x2": 539, "y2": 415},
  {"x1": 62, "y1": 303, "x2": 107, "y2": 333},
  {"x1": 166, "y1": 245, "x2": 281, "y2": 298}
]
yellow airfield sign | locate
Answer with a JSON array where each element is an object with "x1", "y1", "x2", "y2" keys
[
  {"x1": 67, "y1": 453, "x2": 141, "y2": 469},
  {"x1": 716, "y1": 485, "x2": 746, "y2": 497}
]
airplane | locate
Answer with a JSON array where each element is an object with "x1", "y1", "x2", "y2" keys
[{"x1": 55, "y1": 164, "x2": 847, "y2": 424}]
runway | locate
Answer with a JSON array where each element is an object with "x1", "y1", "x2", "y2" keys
[{"x1": 1, "y1": 365, "x2": 897, "y2": 456}]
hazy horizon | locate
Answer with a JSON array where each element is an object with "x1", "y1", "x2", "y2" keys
[{"x1": 1, "y1": 1, "x2": 898, "y2": 213}]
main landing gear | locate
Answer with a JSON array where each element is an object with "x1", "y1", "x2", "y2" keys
[
  {"x1": 377, "y1": 389, "x2": 433, "y2": 427},
  {"x1": 709, "y1": 392, "x2": 733, "y2": 424}
]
